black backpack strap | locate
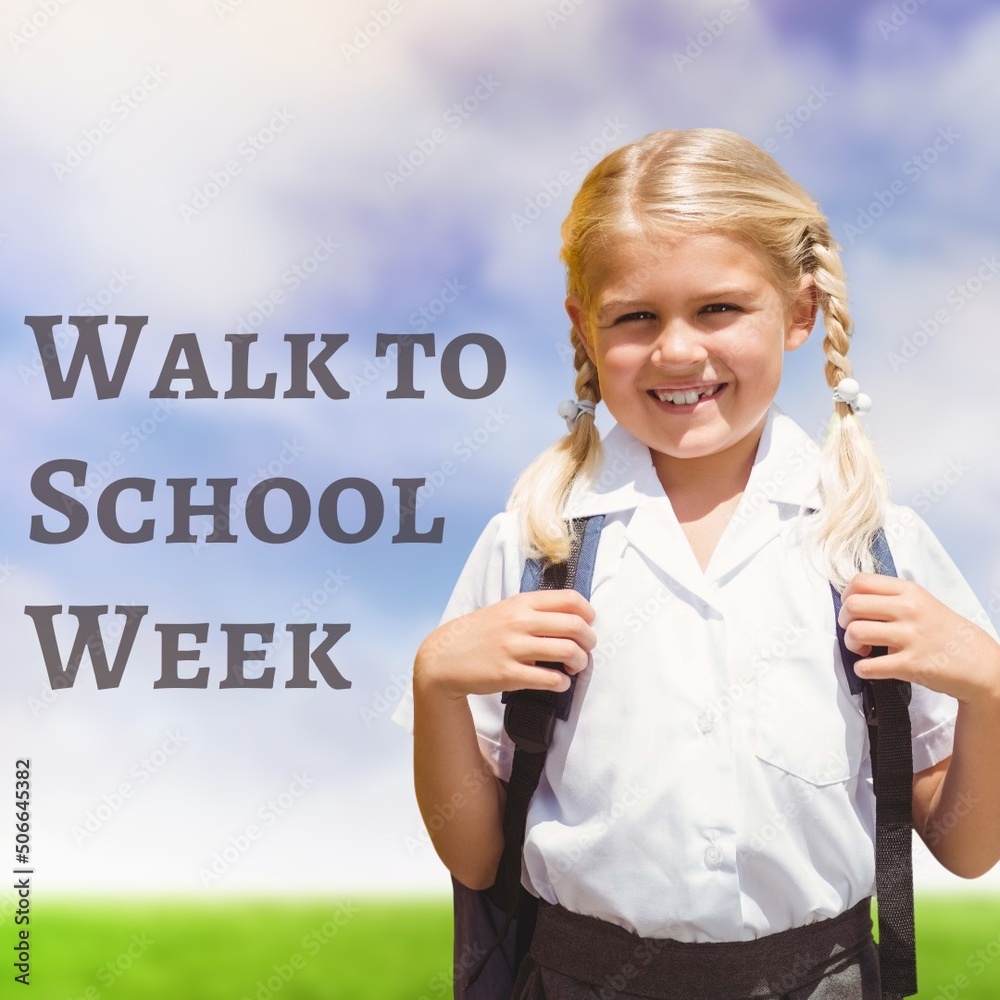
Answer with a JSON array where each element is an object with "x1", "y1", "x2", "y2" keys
[
  {"x1": 493, "y1": 514, "x2": 604, "y2": 901},
  {"x1": 464, "y1": 514, "x2": 604, "y2": 990},
  {"x1": 831, "y1": 528, "x2": 916, "y2": 999}
]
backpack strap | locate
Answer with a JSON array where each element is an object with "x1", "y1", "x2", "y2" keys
[
  {"x1": 831, "y1": 528, "x2": 916, "y2": 1000},
  {"x1": 493, "y1": 514, "x2": 605, "y2": 909},
  {"x1": 464, "y1": 514, "x2": 604, "y2": 990}
]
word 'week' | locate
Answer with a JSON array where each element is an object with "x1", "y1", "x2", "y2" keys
[{"x1": 24, "y1": 606, "x2": 351, "y2": 690}]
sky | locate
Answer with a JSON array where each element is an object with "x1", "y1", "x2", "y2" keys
[{"x1": 2, "y1": 0, "x2": 1000, "y2": 905}]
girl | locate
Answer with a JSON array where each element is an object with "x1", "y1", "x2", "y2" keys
[{"x1": 396, "y1": 129, "x2": 1000, "y2": 999}]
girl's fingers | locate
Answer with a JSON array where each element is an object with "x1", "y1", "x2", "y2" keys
[
  {"x1": 502, "y1": 662, "x2": 574, "y2": 694},
  {"x1": 842, "y1": 618, "x2": 904, "y2": 652},
  {"x1": 512, "y1": 634, "x2": 593, "y2": 673},
  {"x1": 842, "y1": 634, "x2": 873, "y2": 658},
  {"x1": 504, "y1": 591, "x2": 598, "y2": 669},
  {"x1": 838, "y1": 592, "x2": 903, "y2": 628},
  {"x1": 518, "y1": 588, "x2": 596, "y2": 622},
  {"x1": 527, "y1": 610, "x2": 597, "y2": 652}
]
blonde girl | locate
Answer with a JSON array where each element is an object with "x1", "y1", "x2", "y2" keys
[{"x1": 396, "y1": 129, "x2": 1000, "y2": 1000}]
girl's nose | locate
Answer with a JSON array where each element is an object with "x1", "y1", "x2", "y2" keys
[{"x1": 650, "y1": 320, "x2": 707, "y2": 367}]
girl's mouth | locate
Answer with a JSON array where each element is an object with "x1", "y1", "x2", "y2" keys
[{"x1": 649, "y1": 383, "x2": 725, "y2": 406}]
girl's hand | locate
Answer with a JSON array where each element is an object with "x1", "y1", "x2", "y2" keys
[
  {"x1": 838, "y1": 573, "x2": 1000, "y2": 706},
  {"x1": 413, "y1": 590, "x2": 597, "y2": 701}
]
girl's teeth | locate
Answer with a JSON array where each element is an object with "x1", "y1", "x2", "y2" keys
[{"x1": 657, "y1": 385, "x2": 719, "y2": 405}]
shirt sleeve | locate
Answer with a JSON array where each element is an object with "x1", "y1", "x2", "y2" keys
[
  {"x1": 390, "y1": 512, "x2": 523, "y2": 779},
  {"x1": 884, "y1": 504, "x2": 998, "y2": 773}
]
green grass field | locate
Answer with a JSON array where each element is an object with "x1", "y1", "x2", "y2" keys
[{"x1": 9, "y1": 894, "x2": 1000, "y2": 999}]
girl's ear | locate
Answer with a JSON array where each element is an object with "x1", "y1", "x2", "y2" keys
[
  {"x1": 565, "y1": 294, "x2": 596, "y2": 364},
  {"x1": 784, "y1": 274, "x2": 818, "y2": 352}
]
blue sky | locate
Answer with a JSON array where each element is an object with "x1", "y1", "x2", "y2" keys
[{"x1": 2, "y1": 0, "x2": 1000, "y2": 899}]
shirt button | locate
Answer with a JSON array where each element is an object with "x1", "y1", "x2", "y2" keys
[
  {"x1": 697, "y1": 712, "x2": 715, "y2": 734},
  {"x1": 704, "y1": 845, "x2": 723, "y2": 869}
]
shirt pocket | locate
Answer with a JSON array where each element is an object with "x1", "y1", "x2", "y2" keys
[{"x1": 752, "y1": 626, "x2": 867, "y2": 785}]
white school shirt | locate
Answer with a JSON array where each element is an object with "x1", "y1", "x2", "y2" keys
[{"x1": 393, "y1": 406, "x2": 991, "y2": 942}]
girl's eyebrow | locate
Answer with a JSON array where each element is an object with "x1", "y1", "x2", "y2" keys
[
  {"x1": 696, "y1": 285, "x2": 758, "y2": 301},
  {"x1": 595, "y1": 299, "x2": 645, "y2": 320},
  {"x1": 596, "y1": 286, "x2": 759, "y2": 319}
]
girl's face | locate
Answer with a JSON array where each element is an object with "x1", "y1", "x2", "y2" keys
[{"x1": 567, "y1": 230, "x2": 816, "y2": 489}]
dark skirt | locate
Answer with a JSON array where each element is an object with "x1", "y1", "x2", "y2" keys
[{"x1": 511, "y1": 897, "x2": 880, "y2": 1000}]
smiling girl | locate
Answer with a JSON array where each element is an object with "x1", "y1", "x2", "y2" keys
[{"x1": 397, "y1": 128, "x2": 1000, "y2": 1000}]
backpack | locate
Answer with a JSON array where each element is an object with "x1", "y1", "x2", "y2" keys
[{"x1": 456, "y1": 516, "x2": 916, "y2": 1000}]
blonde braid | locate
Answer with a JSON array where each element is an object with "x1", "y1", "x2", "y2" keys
[
  {"x1": 812, "y1": 241, "x2": 853, "y2": 386},
  {"x1": 566, "y1": 325, "x2": 602, "y2": 465},
  {"x1": 506, "y1": 325, "x2": 603, "y2": 564},
  {"x1": 810, "y1": 240, "x2": 890, "y2": 590}
]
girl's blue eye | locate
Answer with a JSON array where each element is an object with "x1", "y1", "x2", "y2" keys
[{"x1": 701, "y1": 303, "x2": 738, "y2": 314}]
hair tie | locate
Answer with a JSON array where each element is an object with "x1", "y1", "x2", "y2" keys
[
  {"x1": 833, "y1": 377, "x2": 872, "y2": 414},
  {"x1": 557, "y1": 398, "x2": 596, "y2": 432}
]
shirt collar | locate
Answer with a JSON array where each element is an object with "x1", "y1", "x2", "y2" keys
[
  {"x1": 742, "y1": 405, "x2": 824, "y2": 512},
  {"x1": 562, "y1": 405, "x2": 823, "y2": 518}
]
